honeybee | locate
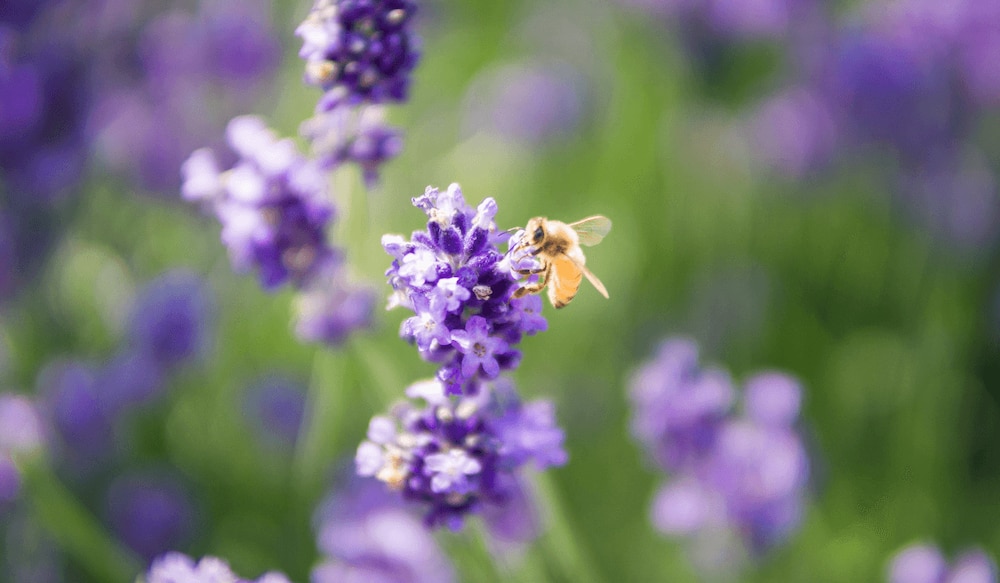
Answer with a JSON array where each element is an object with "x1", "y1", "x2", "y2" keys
[{"x1": 511, "y1": 215, "x2": 611, "y2": 309}]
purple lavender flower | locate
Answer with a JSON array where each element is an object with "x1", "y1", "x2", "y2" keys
[
  {"x1": 294, "y1": 259, "x2": 377, "y2": 346},
  {"x1": 38, "y1": 360, "x2": 114, "y2": 467},
  {"x1": 630, "y1": 337, "x2": 810, "y2": 557},
  {"x1": 96, "y1": 350, "x2": 165, "y2": 416},
  {"x1": 127, "y1": 270, "x2": 213, "y2": 369},
  {"x1": 147, "y1": 552, "x2": 291, "y2": 583},
  {"x1": 313, "y1": 477, "x2": 455, "y2": 583},
  {"x1": 0, "y1": 453, "x2": 19, "y2": 504},
  {"x1": 355, "y1": 378, "x2": 565, "y2": 529},
  {"x1": 628, "y1": 338, "x2": 735, "y2": 471},
  {"x1": 461, "y1": 61, "x2": 587, "y2": 146},
  {"x1": 888, "y1": 544, "x2": 997, "y2": 583},
  {"x1": 747, "y1": 86, "x2": 839, "y2": 178},
  {"x1": 89, "y1": 0, "x2": 280, "y2": 195},
  {"x1": 384, "y1": 184, "x2": 542, "y2": 395},
  {"x1": 0, "y1": 393, "x2": 44, "y2": 505},
  {"x1": 0, "y1": 393, "x2": 45, "y2": 455},
  {"x1": 0, "y1": 21, "x2": 90, "y2": 204},
  {"x1": 242, "y1": 375, "x2": 307, "y2": 447},
  {"x1": 296, "y1": 0, "x2": 420, "y2": 105},
  {"x1": 300, "y1": 101, "x2": 403, "y2": 189},
  {"x1": 181, "y1": 116, "x2": 338, "y2": 290},
  {"x1": 105, "y1": 470, "x2": 196, "y2": 562}
]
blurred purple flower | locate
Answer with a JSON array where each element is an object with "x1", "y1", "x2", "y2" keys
[
  {"x1": 294, "y1": 259, "x2": 377, "y2": 346},
  {"x1": 128, "y1": 270, "x2": 214, "y2": 368},
  {"x1": 0, "y1": 453, "x2": 21, "y2": 504},
  {"x1": 355, "y1": 378, "x2": 565, "y2": 529},
  {"x1": 39, "y1": 360, "x2": 114, "y2": 467},
  {"x1": 89, "y1": 0, "x2": 280, "y2": 195},
  {"x1": 888, "y1": 544, "x2": 996, "y2": 583},
  {"x1": 630, "y1": 337, "x2": 810, "y2": 557},
  {"x1": 147, "y1": 552, "x2": 291, "y2": 583},
  {"x1": 747, "y1": 86, "x2": 839, "y2": 178},
  {"x1": 96, "y1": 350, "x2": 165, "y2": 416},
  {"x1": 898, "y1": 148, "x2": 1000, "y2": 252},
  {"x1": 182, "y1": 116, "x2": 338, "y2": 291},
  {"x1": 243, "y1": 375, "x2": 307, "y2": 448},
  {"x1": 0, "y1": 393, "x2": 45, "y2": 455},
  {"x1": 106, "y1": 470, "x2": 196, "y2": 562},
  {"x1": 0, "y1": 20, "x2": 90, "y2": 205},
  {"x1": 629, "y1": 339, "x2": 735, "y2": 471},
  {"x1": 461, "y1": 62, "x2": 586, "y2": 146},
  {"x1": 300, "y1": 101, "x2": 403, "y2": 189},
  {"x1": 313, "y1": 477, "x2": 455, "y2": 583}
]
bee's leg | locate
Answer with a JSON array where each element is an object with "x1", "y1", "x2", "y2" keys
[
  {"x1": 515, "y1": 266, "x2": 547, "y2": 275},
  {"x1": 513, "y1": 263, "x2": 550, "y2": 298}
]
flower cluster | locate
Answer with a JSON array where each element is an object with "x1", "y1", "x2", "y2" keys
[
  {"x1": 36, "y1": 271, "x2": 211, "y2": 558},
  {"x1": 629, "y1": 338, "x2": 810, "y2": 557},
  {"x1": 182, "y1": 116, "x2": 336, "y2": 290},
  {"x1": 742, "y1": 0, "x2": 1000, "y2": 251},
  {"x1": 312, "y1": 476, "x2": 455, "y2": 582},
  {"x1": 294, "y1": 0, "x2": 420, "y2": 187},
  {"x1": 182, "y1": 116, "x2": 375, "y2": 346},
  {"x1": 296, "y1": 0, "x2": 419, "y2": 105},
  {"x1": 888, "y1": 544, "x2": 996, "y2": 583},
  {"x1": 90, "y1": 0, "x2": 280, "y2": 195},
  {"x1": 384, "y1": 183, "x2": 547, "y2": 395},
  {"x1": 356, "y1": 378, "x2": 565, "y2": 529},
  {"x1": 147, "y1": 552, "x2": 291, "y2": 583},
  {"x1": 0, "y1": 394, "x2": 45, "y2": 506}
]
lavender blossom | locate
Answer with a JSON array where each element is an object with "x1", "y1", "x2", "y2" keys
[
  {"x1": 355, "y1": 378, "x2": 566, "y2": 529},
  {"x1": 296, "y1": 0, "x2": 420, "y2": 105},
  {"x1": 127, "y1": 269, "x2": 214, "y2": 369},
  {"x1": 461, "y1": 62, "x2": 587, "y2": 146},
  {"x1": 89, "y1": 0, "x2": 280, "y2": 194},
  {"x1": 0, "y1": 18, "x2": 90, "y2": 204},
  {"x1": 181, "y1": 116, "x2": 337, "y2": 290},
  {"x1": 888, "y1": 544, "x2": 997, "y2": 583},
  {"x1": 300, "y1": 101, "x2": 403, "y2": 188},
  {"x1": 630, "y1": 338, "x2": 810, "y2": 558},
  {"x1": 312, "y1": 477, "x2": 455, "y2": 582},
  {"x1": 384, "y1": 184, "x2": 543, "y2": 395},
  {"x1": 39, "y1": 360, "x2": 115, "y2": 468},
  {"x1": 294, "y1": 259, "x2": 377, "y2": 346},
  {"x1": 105, "y1": 470, "x2": 196, "y2": 562},
  {"x1": 242, "y1": 375, "x2": 307, "y2": 447},
  {"x1": 0, "y1": 393, "x2": 44, "y2": 504},
  {"x1": 147, "y1": 552, "x2": 291, "y2": 583}
]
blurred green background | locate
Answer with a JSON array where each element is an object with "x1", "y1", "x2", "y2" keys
[{"x1": 3, "y1": 0, "x2": 1000, "y2": 581}]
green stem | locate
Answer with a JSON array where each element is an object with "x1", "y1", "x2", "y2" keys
[
  {"x1": 21, "y1": 461, "x2": 142, "y2": 582},
  {"x1": 347, "y1": 336, "x2": 406, "y2": 409},
  {"x1": 292, "y1": 349, "x2": 351, "y2": 502},
  {"x1": 534, "y1": 471, "x2": 604, "y2": 583}
]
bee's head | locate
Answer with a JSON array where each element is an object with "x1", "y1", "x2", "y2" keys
[{"x1": 526, "y1": 217, "x2": 547, "y2": 245}]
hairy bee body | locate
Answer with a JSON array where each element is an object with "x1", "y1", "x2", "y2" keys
[{"x1": 512, "y1": 215, "x2": 610, "y2": 309}]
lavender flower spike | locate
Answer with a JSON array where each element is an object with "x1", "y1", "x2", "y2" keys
[
  {"x1": 0, "y1": 393, "x2": 44, "y2": 504},
  {"x1": 888, "y1": 543, "x2": 997, "y2": 583},
  {"x1": 384, "y1": 184, "x2": 544, "y2": 395},
  {"x1": 355, "y1": 378, "x2": 566, "y2": 529},
  {"x1": 147, "y1": 552, "x2": 291, "y2": 583},
  {"x1": 181, "y1": 116, "x2": 337, "y2": 290},
  {"x1": 630, "y1": 337, "x2": 811, "y2": 560},
  {"x1": 296, "y1": 0, "x2": 420, "y2": 105}
]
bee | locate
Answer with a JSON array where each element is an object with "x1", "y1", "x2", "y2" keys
[{"x1": 511, "y1": 215, "x2": 611, "y2": 309}]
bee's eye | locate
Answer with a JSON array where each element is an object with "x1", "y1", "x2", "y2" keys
[{"x1": 533, "y1": 227, "x2": 544, "y2": 243}]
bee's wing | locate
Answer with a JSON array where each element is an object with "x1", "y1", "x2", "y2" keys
[
  {"x1": 569, "y1": 215, "x2": 611, "y2": 247},
  {"x1": 562, "y1": 253, "x2": 609, "y2": 299}
]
